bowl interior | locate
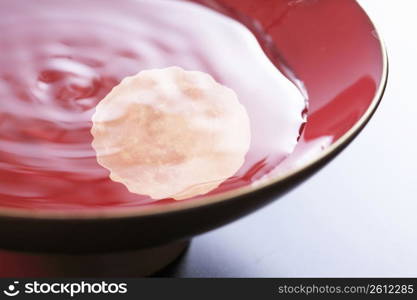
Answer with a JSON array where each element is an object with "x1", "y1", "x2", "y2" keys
[
  {"x1": 0, "y1": 0, "x2": 385, "y2": 214},
  {"x1": 203, "y1": 0, "x2": 384, "y2": 174}
]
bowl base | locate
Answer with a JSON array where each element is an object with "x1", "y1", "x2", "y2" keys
[{"x1": 0, "y1": 240, "x2": 189, "y2": 277}]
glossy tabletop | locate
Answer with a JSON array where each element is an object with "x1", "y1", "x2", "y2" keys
[{"x1": 158, "y1": 0, "x2": 417, "y2": 277}]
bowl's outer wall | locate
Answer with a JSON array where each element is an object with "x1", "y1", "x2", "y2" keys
[
  {"x1": 0, "y1": 0, "x2": 386, "y2": 253},
  {"x1": 0, "y1": 152, "x2": 355, "y2": 253}
]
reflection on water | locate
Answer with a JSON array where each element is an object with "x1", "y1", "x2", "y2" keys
[{"x1": 0, "y1": 0, "x2": 306, "y2": 209}]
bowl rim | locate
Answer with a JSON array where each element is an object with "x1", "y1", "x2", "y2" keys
[{"x1": 0, "y1": 1, "x2": 389, "y2": 220}]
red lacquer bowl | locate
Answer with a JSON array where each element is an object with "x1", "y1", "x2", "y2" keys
[{"x1": 0, "y1": 0, "x2": 387, "y2": 276}]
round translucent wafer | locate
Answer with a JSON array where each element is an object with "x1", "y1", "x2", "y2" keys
[{"x1": 91, "y1": 67, "x2": 250, "y2": 200}]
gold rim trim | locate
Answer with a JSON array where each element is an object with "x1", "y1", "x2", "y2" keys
[{"x1": 0, "y1": 1, "x2": 388, "y2": 220}]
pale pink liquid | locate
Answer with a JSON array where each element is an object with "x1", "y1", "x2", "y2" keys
[{"x1": 0, "y1": 0, "x2": 306, "y2": 210}]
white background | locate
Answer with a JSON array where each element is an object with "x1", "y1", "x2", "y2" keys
[{"x1": 165, "y1": 0, "x2": 417, "y2": 277}]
